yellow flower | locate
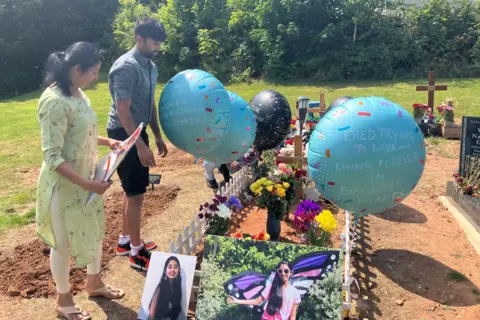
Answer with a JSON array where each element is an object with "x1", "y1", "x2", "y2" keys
[
  {"x1": 283, "y1": 182, "x2": 290, "y2": 189},
  {"x1": 277, "y1": 188, "x2": 286, "y2": 197},
  {"x1": 266, "y1": 185, "x2": 273, "y2": 192},
  {"x1": 264, "y1": 233, "x2": 271, "y2": 241},
  {"x1": 315, "y1": 210, "x2": 337, "y2": 233},
  {"x1": 255, "y1": 187, "x2": 263, "y2": 195},
  {"x1": 245, "y1": 237, "x2": 252, "y2": 240},
  {"x1": 275, "y1": 184, "x2": 282, "y2": 189}
]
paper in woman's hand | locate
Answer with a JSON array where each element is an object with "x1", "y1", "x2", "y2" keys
[{"x1": 86, "y1": 122, "x2": 144, "y2": 204}]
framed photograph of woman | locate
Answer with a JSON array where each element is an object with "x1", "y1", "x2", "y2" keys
[
  {"x1": 196, "y1": 235, "x2": 343, "y2": 320},
  {"x1": 138, "y1": 252, "x2": 197, "y2": 320}
]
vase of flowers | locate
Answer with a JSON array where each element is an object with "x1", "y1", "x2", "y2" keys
[
  {"x1": 198, "y1": 194, "x2": 243, "y2": 236},
  {"x1": 412, "y1": 103, "x2": 428, "y2": 124},
  {"x1": 275, "y1": 162, "x2": 308, "y2": 205},
  {"x1": 294, "y1": 200, "x2": 337, "y2": 247},
  {"x1": 250, "y1": 177, "x2": 290, "y2": 240}
]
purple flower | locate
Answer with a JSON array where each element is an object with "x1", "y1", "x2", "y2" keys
[
  {"x1": 199, "y1": 205, "x2": 204, "y2": 211},
  {"x1": 198, "y1": 213, "x2": 204, "y2": 219},
  {"x1": 226, "y1": 196, "x2": 243, "y2": 210}
]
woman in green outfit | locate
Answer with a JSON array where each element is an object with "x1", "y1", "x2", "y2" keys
[{"x1": 37, "y1": 42, "x2": 125, "y2": 320}]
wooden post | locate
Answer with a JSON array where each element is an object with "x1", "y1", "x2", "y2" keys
[{"x1": 275, "y1": 135, "x2": 307, "y2": 199}]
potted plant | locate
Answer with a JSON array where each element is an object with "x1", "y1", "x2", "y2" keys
[
  {"x1": 412, "y1": 103, "x2": 428, "y2": 124},
  {"x1": 437, "y1": 97, "x2": 456, "y2": 128},
  {"x1": 250, "y1": 177, "x2": 291, "y2": 240}
]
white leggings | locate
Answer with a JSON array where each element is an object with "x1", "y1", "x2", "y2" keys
[
  {"x1": 203, "y1": 161, "x2": 217, "y2": 181},
  {"x1": 50, "y1": 189, "x2": 102, "y2": 294}
]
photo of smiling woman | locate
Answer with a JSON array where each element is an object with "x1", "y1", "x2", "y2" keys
[
  {"x1": 227, "y1": 261, "x2": 302, "y2": 320},
  {"x1": 148, "y1": 256, "x2": 183, "y2": 320},
  {"x1": 138, "y1": 253, "x2": 196, "y2": 320}
]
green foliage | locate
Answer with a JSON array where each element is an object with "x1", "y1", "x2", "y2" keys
[
  {"x1": 297, "y1": 267, "x2": 343, "y2": 320},
  {"x1": 0, "y1": 0, "x2": 118, "y2": 98},
  {"x1": 196, "y1": 262, "x2": 260, "y2": 319},
  {"x1": 205, "y1": 215, "x2": 229, "y2": 236}
]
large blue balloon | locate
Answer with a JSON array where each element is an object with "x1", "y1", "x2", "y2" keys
[
  {"x1": 201, "y1": 91, "x2": 257, "y2": 164},
  {"x1": 308, "y1": 97, "x2": 426, "y2": 219},
  {"x1": 159, "y1": 69, "x2": 231, "y2": 157}
]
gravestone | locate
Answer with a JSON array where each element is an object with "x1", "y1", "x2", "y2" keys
[{"x1": 459, "y1": 116, "x2": 480, "y2": 176}]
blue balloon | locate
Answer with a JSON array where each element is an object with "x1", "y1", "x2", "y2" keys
[
  {"x1": 159, "y1": 69, "x2": 231, "y2": 157},
  {"x1": 201, "y1": 91, "x2": 257, "y2": 163},
  {"x1": 308, "y1": 97, "x2": 426, "y2": 219}
]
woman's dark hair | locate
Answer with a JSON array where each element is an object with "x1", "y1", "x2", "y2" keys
[
  {"x1": 266, "y1": 261, "x2": 291, "y2": 316},
  {"x1": 42, "y1": 42, "x2": 103, "y2": 97},
  {"x1": 151, "y1": 256, "x2": 183, "y2": 320}
]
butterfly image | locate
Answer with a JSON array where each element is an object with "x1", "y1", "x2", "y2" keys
[{"x1": 223, "y1": 251, "x2": 340, "y2": 315}]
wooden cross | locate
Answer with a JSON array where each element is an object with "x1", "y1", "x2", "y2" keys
[
  {"x1": 416, "y1": 71, "x2": 448, "y2": 110},
  {"x1": 276, "y1": 135, "x2": 307, "y2": 199}
]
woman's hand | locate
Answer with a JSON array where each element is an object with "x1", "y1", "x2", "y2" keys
[
  {"x1": 227, "y1": 296, "x2": 236, "y2": 304},
  {"x1": 81, "y1": 180, "x2": 112, "y2": 195},
  {"x1": 108, "y1": 138, "x2": 121, "y2": 150}
]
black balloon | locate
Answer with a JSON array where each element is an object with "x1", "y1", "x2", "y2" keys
[
  {"x1": 326, "y1": 96, "x2": 354, "y2": 112},
  {"x1": 250, "y1": 90, "x2": 292, "y2": 151}
]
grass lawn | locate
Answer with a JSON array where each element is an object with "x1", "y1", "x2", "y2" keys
[{"x1": 1, "y1": 76, "x2": 479, "y2": 231}]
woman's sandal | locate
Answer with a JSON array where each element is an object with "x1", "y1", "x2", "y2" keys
[
  {"x1": 85, "y1": 285, "x2": 125, "y2": 299},
  {"x1": 56, "y1": 304, "x2": 91, "y2": 320}
]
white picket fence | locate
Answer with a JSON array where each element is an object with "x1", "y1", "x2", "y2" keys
[{"x1": 168, "y1": 164, "x2": 254, "y2": 255}]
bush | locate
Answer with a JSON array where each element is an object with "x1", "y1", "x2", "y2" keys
[
  {"x1": 297, "y1": 267, "x2": 343, "y2": 320},
  {"x1": 0, "y1": 0, "x2": 118, "y2": 98}
]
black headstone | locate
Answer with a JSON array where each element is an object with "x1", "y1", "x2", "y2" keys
[{"x1": 459, "y1": 116, "x2": 480, "y2": 176}]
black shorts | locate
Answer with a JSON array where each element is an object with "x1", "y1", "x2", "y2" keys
[{"x1": 107, "y1": 127, "x2": 149, "y2": 197}]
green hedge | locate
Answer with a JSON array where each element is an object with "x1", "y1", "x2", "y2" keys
[{"x1": 2, "y1": 0, "x2": 480, "y2": 97}]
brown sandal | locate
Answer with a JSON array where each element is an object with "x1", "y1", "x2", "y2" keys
[
  {"x1": 56, "y1": 304, "x2": 91, "y2": 320},
  {"x1": 86, "y1": 285, "x2": 125, "y2": 299}
]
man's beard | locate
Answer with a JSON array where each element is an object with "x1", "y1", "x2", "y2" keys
[{"x1": 141, "y1": 50, "x2": 160, "y2": 59}]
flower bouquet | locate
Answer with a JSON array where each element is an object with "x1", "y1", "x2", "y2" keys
[
  {"x1": 274, "y1": 163, "x2": 307, "y2": 205},
  {"x1": 199, "y1": 195, "x2": 243, "y2": 236},
  {"x1": 294, "y1": 200, "x2": 337, "y2": 247},
  {"x1": 412, "y1": 103, "x2": 428, "y2": 119},
  {"x1": 250, "y1": 176, "x2": 291, "y2": 240}
]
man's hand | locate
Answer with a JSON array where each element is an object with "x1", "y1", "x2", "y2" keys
[
  {"x1": 230, "y1": 161, "x2": 240, "y2": 170},
  {"x1": 137, "y1": 143, "x2": 156, "y2": 167},
  {"x1": 155, "y1": 137, "x2": 168, "y2": 157}
]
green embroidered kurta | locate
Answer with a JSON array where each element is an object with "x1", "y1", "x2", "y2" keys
[{"x1": 36, "y1": 86, "x2": 105, "y2": 267}]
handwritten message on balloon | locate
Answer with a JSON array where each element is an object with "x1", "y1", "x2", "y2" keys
[
  {"x1": 308, "y1": 97, "x2": 426, "y2": 219},
  {"x1": 159, "y1": 69, "x2": 231, "y2": 157}
]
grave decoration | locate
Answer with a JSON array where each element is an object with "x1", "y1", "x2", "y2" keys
[
  {"x1": 159, "y1": 69, "x2": 232, "y2": 160},
  {"x1": 437, "y1": 97, "x2": 461, "y2": 139},
  {"x1": 414, "y1": 71, "x2": 457, "y2": 138},
  {"x1": 197, "y1": 194, "x2": 244, "y2": 236},
  {"x1": 250, "y1": 90, "x2": 292, "y2": 152},
  {"x1": 308, "y1": 96, "x2": 426, "y2": 220}
]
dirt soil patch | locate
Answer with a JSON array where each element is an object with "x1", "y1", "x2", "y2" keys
[{"x1": 0, "y1": 185, "x2": 179, "y2": 299}]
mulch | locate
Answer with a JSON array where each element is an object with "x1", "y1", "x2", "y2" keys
[{"x1": 0, "y1": 185, "x2": 180, "y2": 299}]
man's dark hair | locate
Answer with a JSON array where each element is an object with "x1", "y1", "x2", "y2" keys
[{"x1": 135, "y1": 18, "x2": 166, "y2": 42}]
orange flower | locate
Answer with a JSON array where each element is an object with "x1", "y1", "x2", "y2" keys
[
  {"x1": 233, "y1": 232, "x2": 243, "y2": 239},
  {"x1": 257, "y1": 231, "x2": 266, "y2": 240},
  {"x1": 251, "y1": 233, "x2": 258, "y2": 240}
]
